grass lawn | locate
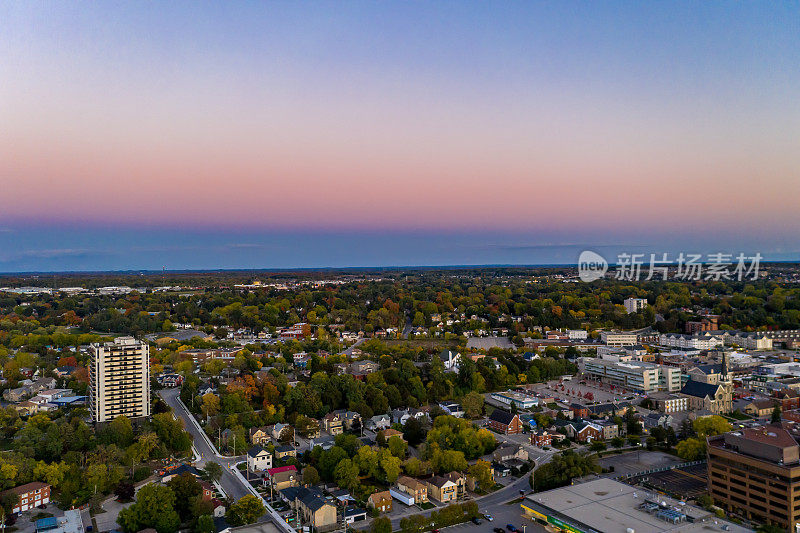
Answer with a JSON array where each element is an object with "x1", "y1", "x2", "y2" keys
[{"x1": 418, "y1": 502, "x2": 435, "y2": 510}]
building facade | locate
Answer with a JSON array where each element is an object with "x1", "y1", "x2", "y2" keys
[
  {"x1": 708, "y1": 426, "x2": 800, "y2": 530},
  {"x1": 579, "y1": 357, "x2": 682, "y2": 393},
  {"x1": 89, "y1": 337, "x2": 151, "y2": 423}
]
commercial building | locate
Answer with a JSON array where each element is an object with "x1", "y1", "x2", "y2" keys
[
  {"x1": 521, "y1": 478, "x2": 747, "y2": 533},
  {"x1": 659, "y1": 333, "x2": 723, "y2": 350},
  {"x1": 579, "y1": 357, "x2": 682, "y2": 393},
  {"x1": 89, "y1": 337, "x2": 150, "y2": 423},
  {"x1": 708, "y1": 425, "x2": 800, "y2": 530},
  {"x1": 600, "y1": 330, "x2": 639, "y2": 346},
  {"x1": 623, "y1": 297, "x2": 648, "y2": 314},
  {"x1": 490, "y1": 390, "x2": 537, "y2": 409}
]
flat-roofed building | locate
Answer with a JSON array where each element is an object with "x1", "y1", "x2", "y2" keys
[
  {"x1": 579, "y1": 357, "x2": 681, "y2": 393},
  {"x1": 89, "y1": 337, "x2": 150, "y2": 423},
  {"x1": 708, "y1": 425, "x2": 800, "y2": 530}
]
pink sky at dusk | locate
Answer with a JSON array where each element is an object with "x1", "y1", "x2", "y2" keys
[{"x1": 2, "y1": 2, "x2": 799, "y2": 255}]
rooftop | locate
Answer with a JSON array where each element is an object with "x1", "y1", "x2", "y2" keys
[{"x1": 522, "y1": 478, "x2": 749, "y2": 533}]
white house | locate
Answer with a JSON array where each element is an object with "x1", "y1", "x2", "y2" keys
[{"x1": 246, "y1": 445, "x2": 273, "y2": 472}]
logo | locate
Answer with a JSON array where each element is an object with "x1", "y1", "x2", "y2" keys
[{"x1": 578, "y1": 250, "x2": 608, "y2": 282}]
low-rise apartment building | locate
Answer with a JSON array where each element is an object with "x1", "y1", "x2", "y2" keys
[{"x1": 579, "y1": 357, "x2": 682, "y2": 393}]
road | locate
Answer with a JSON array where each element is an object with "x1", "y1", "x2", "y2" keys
[
  {"x1": 341, "y1": 337, "x2": 366, "y2": 356},
  {"x1": 159, "y1": 388, "x2": 251, "y2": 500}
]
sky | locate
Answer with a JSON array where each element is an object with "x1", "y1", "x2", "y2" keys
[{"x1": 1, "y1": 2, "x2": 799, "y2": 271}]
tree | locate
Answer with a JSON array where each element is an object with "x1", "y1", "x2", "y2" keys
[
  {"x1": 675, "y1": 438, "x2": 706, "y2": 461},
  {"x1": 402, "y1": 417, "x2": 427, "y2": 446},
  {"x1": 388, "y1": 436, "x2": 408, "y2": 458},
  {"x1": 693, "y1": 416, "x2": 731, "y2": 438},
  {"x1": 201, "y1": 394, "x2": 220, "y2": 418},
  {"x1": 204, "y1": 462, "x2": 223, "y2": 483},
  {"x1": 462, "y1": 391, "x2": 484, "y2": 419},
  {"x1": 334, "y1": 458, "x2": 360, "y2": 492},
  {"x1": 114, "y1": 481, "x2": 135, "y2": 502},
  {"x1": 302, "y1": 465, "x2": 320, "y2": 486},
  {"x1": 533, "y1": 450, "x2": 600, "y2": 492},
  {"x1": 118, "y1": 483, "x2": 180, "y2": 533},
  {"x1": 226, "y1": 495, "x2": 266, "y2": 526},
  {"x1": 195, "y1": 515, "x2": 215, "y2": 533},
  {"x1": 167, "y1": 473, "x2": 202, "y2": 522},
  {"x1": 772, "y1": 405, "x2": 782, "y2": 423},
  {"x1": 467, "y1": 460, "x2": 493, "y2": 492},
  {"x1": 372, "y1": 516, "x2": 392, "y2": 533}
]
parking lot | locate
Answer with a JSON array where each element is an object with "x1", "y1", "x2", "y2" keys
[
  {"x1": 597, "y1": 450, "x2": 684, "y2": 478},
  {"x1": 530, "y1": 380, "x2": 642, "y2": 405},
  {"x1": 438, "y1": 503, "x2": 547, "y2": 533},
  {"x1": 627, "y1": 463, "x2": 708, "y2": 500}
]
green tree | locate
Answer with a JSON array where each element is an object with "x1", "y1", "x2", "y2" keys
[
  {"x1": 693, "y1": 416, "x2": 731, "y2": 437},
  {"x1": 118, "y1": 483, "x2": 180, "y2": 533},
  {"x1": 462, "y1": 391, "x2": 484, "y2": 419},
  {"x1": 675, "y1": 438, "x2": 706, "y2": 461},
  {"x1": 771, "y1": 405, "x2": 782, "y2": 423},
  {"x1": 203, "y1": 462, "x2": 223, "y2": 483},
  {"x1": 467, "y1": 460, "x2": 493, "y2": 492},
  {"x1": 302, "y1": 465, "x2": 320, "y2": 486},
  {"x1": 334, "y1": 458, "x2": 360, "y2": 492},
  {"x1": 372, "y1": 516, "x2": 392, "y2": 533},
  {"x1": 167, "y1": 473, "x2": 202, "y2": 521},
  {"x1": 226, "y1": 495, "x2": 266, "y2": 526},
  {"x1": 195, "y1": 515, "x2": 215, "y2": 533}
]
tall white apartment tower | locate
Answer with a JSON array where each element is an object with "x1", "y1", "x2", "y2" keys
[
  {"x1": 623, "y1": 297, "x2": 648, "y2": 314},
  {"x1": 89, "y1": 336, "x2": 151, "y2": 423}
]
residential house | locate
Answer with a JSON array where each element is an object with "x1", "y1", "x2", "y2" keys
[
  {"x1": 487, "y1": 410, "x2": 523, "y2": 435},
  {"x1": 569, "y1": 403, "x2": 590, "y2": 419},
  {"x1": 274, "y1": 444, "x2": 296, "y2": 460},
  {"x1": 269, "y1": 423, "x2": 293, "y2": 441},
  {"x1": 297, "y1": 490, "x2": 337, "y2": 532},
  {"x1": 426, "y1": 476, "x2": 457, "y2": 503},
  {"x1": 595, "y1": 420, "x2": 620, "y2": 440},
  {"x1": 396, "y1": 476, "x2": 428, "y2": 503},
  {"x1": 321, "y1": 412, "x2": 344, "y2": 435},
  {"x1": 439, "y1": 350, "x2": 461, "y2": 371},
  {"x1": 493, "y1": 444, "x2": 529, "y2": 463},
  {"x1": 531, "y1": 430, "x2": 553, "y2": 448},
  {"x1": 200, "y1": 481, "x2": 215, "y2": 501},
  {"x1": 249, "y1": 426, "x2": 271, "y2": 445},
  {"x1": 54, "y1": 366, "x2": 76, "y2": 378},
  {"x1": 443, "y1": 471, "x2": 466, "y2": 498},
  {"x1": 365, "y1": 414, "x2": 391, "y2": 431},
  {"x1": 745, "y1": 399, "x2": 778, "y2": 418},
  {"x1": 247, "y1": 445, "x2": 273, "y2": 472},
  {"x1": 161, "y1": 464, "x2": 202, "y2": 483},
  {"x1": 366, "y1": 491, "x2": 393, "y2": 513},
  {"x1": 265, "y1": 465, "x2": 298, "y2": 491},
  {"x1": 439, "y1": 402, "x2": 465, "y2": 418},
  {"x1": 573, "y1": 420, "x2": 604, "y2": 443},
  {"x1": 2, "y1": 482, "x2": 50, "y2": 513},
  {"x1": 344, "y1": 507, "x2": 368, "y2": 525},
  {"x1": 350, "y1": 360, "x2": 380, "y2": 376},
  {"x1": 3, "y1": 387, "x2": 29, "y2": 403},
  {"x1": 381, "y1": 428, "x2": 405, "y2": 441},
  {"x1": 643, "y1": 413, "x2": 673, "y2": 430}
]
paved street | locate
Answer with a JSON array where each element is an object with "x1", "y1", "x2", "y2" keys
[{"x1": 159, "y1": 388, "x2": 250, "y2": 500}]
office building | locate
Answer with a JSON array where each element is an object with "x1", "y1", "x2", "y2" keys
[
  {"x1": 579, "y1": 357, "x2": 682, "y2": 393},
  {"x1": 89, "y1": 336, "x2": 151, "y2": 423},
  {"x1": 600, "y1": 330, "x2": 639, "y2": 346},
  {"x1": 708, "y1": 425, "x2": 800, "y2": 530}
]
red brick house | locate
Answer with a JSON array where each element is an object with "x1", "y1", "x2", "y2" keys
[
  {"x1": 488, "y1": 410, "x2": 523, "y2": 435},
  {"x1": 569, "y1": 403, "x2": 589, "y2": 418},
  {"x1": 574, "y1": 421, "x2": 603, "y2": 443},
  {"x1": 2, "y1": 482, "x2": 51, "y2": 513},
  {"x1": 530, "y1": 430, "x2": 552, "y2": 447}
]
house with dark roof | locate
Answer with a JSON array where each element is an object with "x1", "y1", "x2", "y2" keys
[
  {"x1": 488, "y1": 410, "x2": 522, "y2": 434},
  {"x1": 247, "y1": 445, "x2": 273, "y2": 472},
  {"x1": 439, "y1": 350, "x2": 461, "y2": 371}
]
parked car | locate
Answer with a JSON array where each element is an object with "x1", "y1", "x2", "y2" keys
[
  {"x1": 506, "y1": 525, "x2": 517, "y2": 532},
  {"x1": 483, "y1": 513, "x2": 494, "y2": 522},
  {"x1": 494, "y1": 528, "x2": 505, "y2": 533},
  {"x1": 471, "y1": 518, "x2": 482, "y2": 525}
]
